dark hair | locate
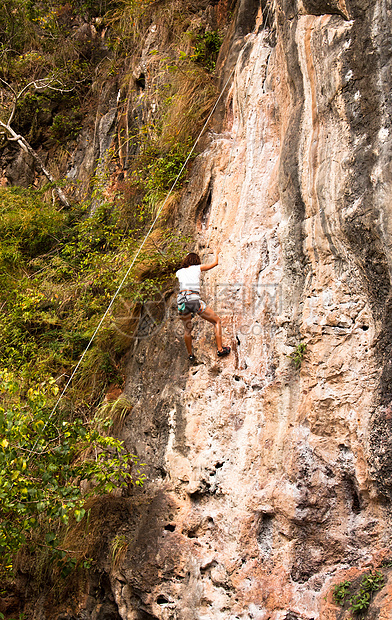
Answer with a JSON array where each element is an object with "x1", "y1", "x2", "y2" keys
[{"x1": 181, "y1": 252, "x2": 201, "y2": 268}]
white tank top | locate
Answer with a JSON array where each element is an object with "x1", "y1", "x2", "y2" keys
[{"x1": 176, "y1": 265, "x2": 201, "y2": 293}]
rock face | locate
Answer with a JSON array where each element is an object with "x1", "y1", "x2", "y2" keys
[
  {"x1": 12, "y1": 0, "x2": 392, "y2": 618},
  {"x1": 103, "y1": 0, "x2": 392, "y2": 618}
]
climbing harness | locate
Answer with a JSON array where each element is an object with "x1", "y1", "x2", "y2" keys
[{"x1": 177, "y1": 291, "x2": 206, "y2": 316}]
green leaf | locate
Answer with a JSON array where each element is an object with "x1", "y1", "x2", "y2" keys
[
  {"x1": 74, "y1": 508, "x2": 86, "y2": 522},
  {"x1": 45, "y1": 532, "x2": 57, "y2": 546}
]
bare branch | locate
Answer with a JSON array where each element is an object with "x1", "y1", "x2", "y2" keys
[
  {"x1": 42, "y1": 84, "x2": 74, "y2": 93},
  {"x1": 17, "y1": 78, "x2": 62, "y2": 97},
  {"x1": 1, "y1": 77, "x2": 74, "y2": 125},
  {"x1": 0, "y1": 77, "x2": 73, "y2": 207},
  {"x1": 0, "y1": 119, "x2": 22, "y2": 143},
  {"x1": 0, "y1": 119, "x2": 70, "y2": 207},
  {"x1": 0, "y1": 77, "x2": 18, "y2": 125},
  {"x1": 0, "y1": 76, "x2": 17, "y2": 98}
]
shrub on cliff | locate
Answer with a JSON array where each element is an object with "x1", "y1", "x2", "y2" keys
[{"x1": 0, "y1": 370, "x2": 145, "y2": 576}]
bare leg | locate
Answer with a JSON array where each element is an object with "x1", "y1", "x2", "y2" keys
[
  {"x1": 180, "y1": 314, "x2": 193, "y2": 355},
  {"x1": 199, "y1": 306, "x2": 224, "y2": 351}
]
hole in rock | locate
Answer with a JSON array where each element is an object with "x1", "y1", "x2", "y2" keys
[
  {"x1": 284, "y1": 613, "x2": 302, "y2": 620},
  {"x1": 257, "y1": 514, "x2": 274, "y2": 555},
  {"x1": 352, "y1": 489, "x2": 361, "y2": 513},
  {"x1": 196, "y1": 184, "x2": 213, "y2": 228},
  {"x1": 156, "y1": 466, "x2": 167, "y2": 479},
  {"x1": 343, "y1": 474, "x2": 362, "y2": 514},
  {"x1": 325, "y1": 466, "x2": 335, "y2": 478},
  {"x1": 346, "y1": 478, "x2": 361, "y2": 514},
  {"x1": 361, "y1": 325, "x2": 369, "y2": 331},
  {"x1": 202, "y1": 191, "x2": 212, "y2": 223},
  {"x1": 234, "y1": 375, "x2": 241, "y2": 381},
  {"x1": 135, "y1": 74, "x2": 145, "y2": 90},
  {"x1": 156, "y1": 595, "x2": 169, "y2": 605},
  {"x1": 164, "y1": 523, "x2": 176, "y2": 532},
  {"x1": 215, "y1": 462, "x2": 224, "y2": 469}
]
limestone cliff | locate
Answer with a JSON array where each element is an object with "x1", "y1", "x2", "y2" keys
[
  {"x1": 106, "y1": 0, "x2": 392, "y2": 617},
  {"x1": 6, "y1": 0, "x2": 392, "y2": 618}
]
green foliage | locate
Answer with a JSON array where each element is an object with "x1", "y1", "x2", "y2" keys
[
  {"x1": 288, "y1": 342, "x2": 307, "y2": 369},
  {"x1": 139, "y1": 140, "x2": 194, "y2": 210},
  {"x1": 0, "y1": 186, "x2": 64, "y2": 269},
  {"x1": 0, "y1": 187, "x2": 188, "y2": 386},
  {"x1": 332, "y1": 571, "x2": 385, "y2": 616},
  {"x1": 96, "y1": 395, "x2": 133, "y2": 433},
  {"x1": 73, "y1": 0, "x2": 115, "y2": 19},
  {"x1": 333, "y1": 580, "x2": 351, "y2": 605},
  {"x1": 120, "y1": 128, "x2": 196, "y2": 215},
  {"x1": 61, "y1": 202, "x2": 133, "y2": 269},
  {"x1": 0, "y1": 0, "x2": 38, "y2": 54},
  {"x1": 0, "y1": 370, "x2": 145, "y2": 573},
  {"x1": 9, "y1": 85, "x2": 84, "y2": 148},
  {"x1": 190, "y1": 31, "x2": 223, "y2": 72},
  {"x1": 1, "y1": 1, "x2": 63, "y2": 62},
  {"x1": 349, "y1": 571, "x2": 384, "y2": 615},
  {"x1": 50, "y1": 111, "x2": 82, "y2": 143},
  {"x1": 145, "y1": 141, "x2": 192, "y2": 193}
]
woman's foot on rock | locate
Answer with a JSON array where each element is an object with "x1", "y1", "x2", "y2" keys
[{"x1": 217, "y1": 346, "x2": 231, "y2": 358}]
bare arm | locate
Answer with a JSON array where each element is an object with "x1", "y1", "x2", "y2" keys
[{"x1": 200, "y1": 249, "x2": 220, "y2": 272}]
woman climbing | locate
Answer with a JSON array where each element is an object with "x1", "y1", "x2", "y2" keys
[{"x1": 176, "y1": 249, "x2": 231, "y2": 362}]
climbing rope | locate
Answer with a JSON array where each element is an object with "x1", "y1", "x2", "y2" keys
[
  {"x1": 34, "y1": 0, "x2": 273, "y2": 440},
  {"x1": 35, "y1": 65, "x2": 238, "y2": 441}
]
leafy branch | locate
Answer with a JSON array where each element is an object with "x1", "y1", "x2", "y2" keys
[
  {"x1": 0, "y1": 370, "x2": 146, "y2": 574},
  {"x1": 332, "y1": 571, "x2": 385, "y2": 616},
  {"x1": 288, "y1": 342, "x2": 307, "y2": 370}
]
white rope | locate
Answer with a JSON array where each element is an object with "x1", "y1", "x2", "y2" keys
[
  {"x1": 35, "y1": 0, "x2": 273, "y2": 439},
  {"x1": 35, "y1": 64, "x2": 238, "y2": 440}
]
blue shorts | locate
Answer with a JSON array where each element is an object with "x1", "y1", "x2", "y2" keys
[{"x1": 177, "y1": 292, "x2": 207, "y2": 316}]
